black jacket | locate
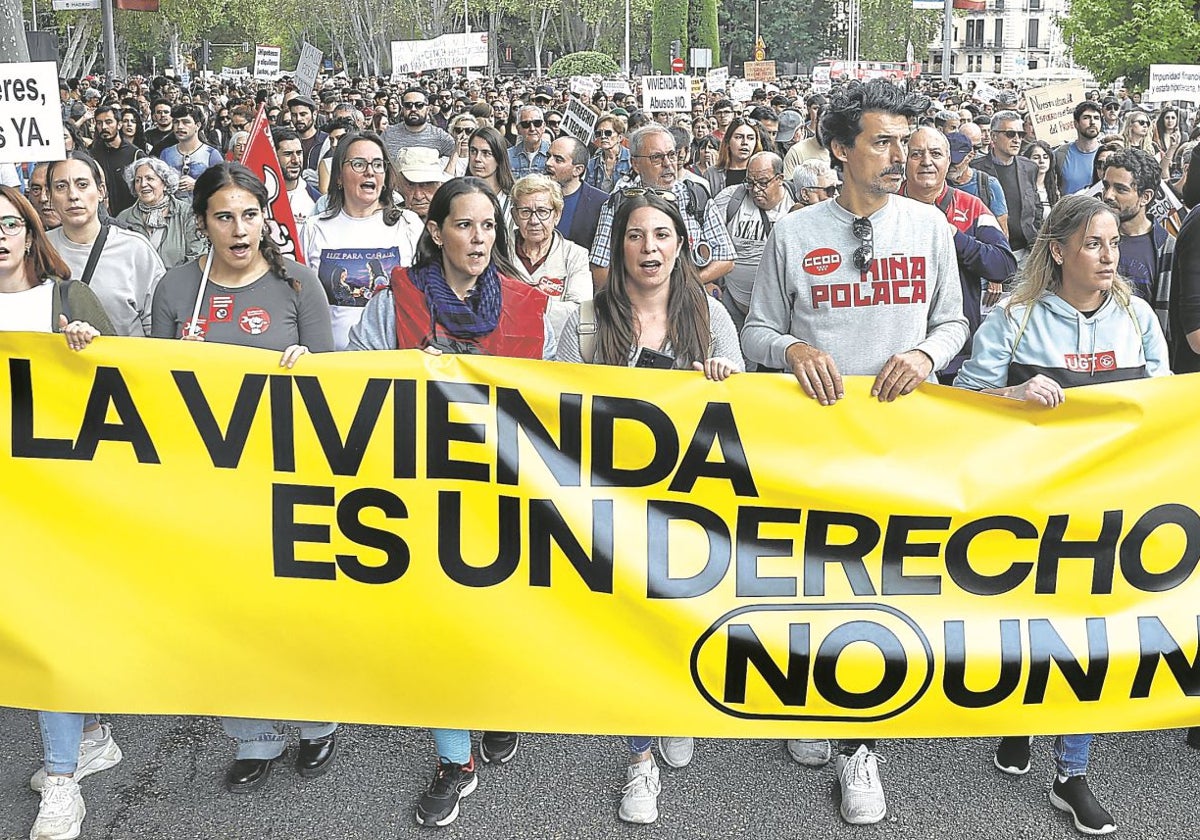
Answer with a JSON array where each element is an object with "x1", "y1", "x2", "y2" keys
[
  {"x1": 562, "y1": 181, "x2": 609, "y2": 253},
  {"x1": 972, "y1": 153, "x2": 1040, "y2": 252}
]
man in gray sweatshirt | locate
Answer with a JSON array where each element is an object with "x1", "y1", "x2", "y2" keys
[
  {"x1": 740, "y1": 79, "x2": 969, "y2": 827},
  {"x1": 743, "y1": 79, "x2": 968, "y2": 408}
]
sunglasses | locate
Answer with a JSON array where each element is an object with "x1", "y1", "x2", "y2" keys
[
  {"x1": 996, "y1": 129, "x2": 1025, "y2": 139},
  {"x1": 596, "y1": 129, "x2": 617, "y2": 138},
  {"x1": 851, "y1": 216, "x2": 873, "y2": 271},
  {"x1": 806, "y1": 184, "x2": 839, "y2": 197},
  {"x1": 518, "y1": 119, "x2": 544, "y2": 129},
  {"x1": 453, "y1": 126, "x2": 475, "y2": 135},
  {"x1": 1104, "y1": 104, "x2": 1120, "y2": 110},
  {"x1": 1131, "y1": 120, "x2": 1150, "y2": 127},
  {"x1": 401, "y1": 101, "x2": 427, "y2": 109},
  {"x1": 620, "y1": 187, "x2": 677, "y2": 202},
  {"x1": 546, "y1": 120, "x2": 561, "y2": 129}
]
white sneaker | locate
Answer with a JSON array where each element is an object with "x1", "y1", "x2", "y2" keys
[
  {"x1": 657, "y1": 736, "x2": 694, "y2": 769},
  {"x1": 834, "y1": 744, "x2": 887, "y2": 825},
  {"x1": 31, "y1": 725, "x2": 123, "y2": 792},
  {"x1": 30, "y1": 775, "x2": 85, "y2": 840},
  {"x1": 786, "y1": 738, "x2": 831, "y2": 767},
  {"x1": 618, "y1": 758, "x2": 661, "y2": 824}
]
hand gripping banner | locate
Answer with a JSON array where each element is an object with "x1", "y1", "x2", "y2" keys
[{"x1": 1, "y1": 333, "x2": 1198, "y2": 738}]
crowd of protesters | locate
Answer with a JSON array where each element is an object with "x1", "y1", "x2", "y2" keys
[{"x1": 4, "y1": 66, "x2": 1200, "y2": 840}]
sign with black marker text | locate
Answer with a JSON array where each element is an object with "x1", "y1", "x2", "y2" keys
[{"x1": 0, "y1": 62, "x2": 66, "y2": 164}]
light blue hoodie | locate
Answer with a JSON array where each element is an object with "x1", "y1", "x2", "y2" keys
[{"x1": 954, "y1": 292, "x2": 1170, "y2": 390}]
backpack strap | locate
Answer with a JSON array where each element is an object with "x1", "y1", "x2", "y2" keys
[
  {"x1": 577, "y1": 298, "x2": 597, "y2": 364},
  {"x1": 725, "y1": 185, "x2": 748, "y2": 225},
  {"x1": 975, "y1": 170, "x2": 993, "y2": 214},
  {"x1": 78, "y1": 224, "x2": 111, "y2": 286}
]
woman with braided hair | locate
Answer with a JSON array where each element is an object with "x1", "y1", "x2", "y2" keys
[{"x1": 150, "y1": 162, "x2": 335, "y2": 792}]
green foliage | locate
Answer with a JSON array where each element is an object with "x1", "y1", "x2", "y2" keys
[
  {"x1": 1059, "y1": 0, "x2": 1200, "y2": 88},
  {"x1": 651, "y1": 0, "x2": 687, "y2": 73},
  {"x1": 858, "y1": 0, "x2": 940, "y2": 62},
  {"x1": 694, "y1": 0, "x2": 720, "y2": 65},
  {"x1": 719, "y1": 0, "x2": 837, "y2": 67},
  {"x1": 547, "y1": 50, "x2": 622, "y2": 76}
]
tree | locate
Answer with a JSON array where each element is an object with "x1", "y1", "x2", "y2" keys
[
  {"x1": 719, "y1": 0, "x2": 836, "y2": 69},
  {"x1": 0, "y1": 0, "x2": 30, "y2": 62},
  {"x1": 1059, "y1": 0, "x2": 1200, "y2": 88},
  {"x1": 688, "y1": 0, "x2": 719, "y2": 65},
  {"x1": 651, "y1": 0, "x2": 687, "y2": 72},
  {"x1": 547, "y1": 49, "x2": 621, "y2": 75},
  {"x1": 857, "y1": 0, "x2": 940, "y2": 62}
]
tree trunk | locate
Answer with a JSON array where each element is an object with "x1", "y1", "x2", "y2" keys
[{"x1": 0, "y1": 0, "x2": 31, "y2": 62}]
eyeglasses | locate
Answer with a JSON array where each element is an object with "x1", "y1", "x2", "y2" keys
[
  {"x1": 1104, "y1": 104, "x2": 1120, "y2": 110},
  {"x1": 1131, "y1": 120, "x2": 1150, "y2": 127},
  {"x1": 620, "y1": 187, "x2": 678, "y2": 203},
  {"x1": 747, "y1": 174, "x2": 782, "y2": 191},
  {"x1": 851, "y1": 216, "x2": 873, "y2": 271},
  {"x1": 996, "y1": 129, "x2": 1026, "y2": 139},
  {"x1": 345, "y1": 157, "x2": 387, "y2": 173},
  {"x1": 518, "y1": 119, "x2": 544, "y2": 129},
  {"x1": 632, "y1": 150, "x2": 679, "y2": 166},
  {"x1": 805, "y1": 184, "x2": 839, "y2": 197},
  {"x1": 547, "y1": 120, "x2": 561, "y2": 129},
  {"x1": 514, "y1": 206, "x2": 554, "y2": 221},
  {"x1": 0, "y1": 216, "x2": 26, "y2": 235},
  {"x1": 401, "y1": 101, "x2": 427, "y2": 110},
  {"x1": 453, "y1": 126, "x2": 476, "y2": 135},
  {"x1": 596, "y1": 129, "x2": 617, "y2": 138}
]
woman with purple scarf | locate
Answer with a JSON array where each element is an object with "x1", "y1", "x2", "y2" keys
[{"x1": 347, "y1": 175, "x2": 553, "y2": 828}]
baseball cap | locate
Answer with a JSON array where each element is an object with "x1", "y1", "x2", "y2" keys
[
  {"x1": 775, "y1": 109, "x2": 804, "y2": 143},
  {"x1": 395, "y1": 147, "x2": 450, "y2": 184},
  {"x1": 533, "y1": 85, "x2": 554, "y2": 101},
  {"x1": 996, "y1": 91, "x2": 1018, "y2": 107},
  {"x1": 947, "y1": 132, "x2": 973, "y2": 165},
  {"x1": 289, "y1": 95, "x2": 317, "y2": 111}
]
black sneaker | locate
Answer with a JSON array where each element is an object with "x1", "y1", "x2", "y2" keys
[
  {"x1": 479, "y1": 731, "x2": 521, "y2": 765},
  {"x1": 994, "y1": 736, "x2": 1032, "y2": 775},
  {"x1": 1049, "y1": 775, "x2": 1116, "y2": 835},
  {"x1": 1188, "y1": 727, "x2": 1200, "y2": 749},
  {"x1": 415, "y1": 758, "x2": 478, "y2": 827}
]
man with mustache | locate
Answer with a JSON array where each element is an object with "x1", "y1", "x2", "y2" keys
[
  {"x1": 88, "y1": 104, "x2": 145, "y2": 215},
  {"x1": 1054, "y1": 100, "x2": 1103, "y2": 195},
  {"x1": 743, "y1": 82, "x2": 968, "y2": 826},
  {"x1": 900, "y1": 126, "x2": 1016, "y2": 382}
]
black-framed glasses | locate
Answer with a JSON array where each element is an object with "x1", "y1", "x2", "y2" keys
[
  {"x1": 632, "y1": 150, "x2": 678, "y2": 166},
  {"x1": 453, "y1": 126, "x2": 475, "y2": 135},
  {"x1": 996, "y1": 129, "x2": 1025, "y2": 139},
  {"x1": 345, "y1": 157, "x2": 387, "y2": 173},
  {"x1": 1131, "y1": 119, "x2": 1150, "y2": 127},
  {"x1": 514, "y1": 206, "x2": 554, "y2": 221},
  {"x1": 851, "y1": 216, "x2": 873, "y2": 271},
  {"x1": 620, "y1": 187, "x2": 678, "y2": 203},
  {"x1": 747, "y1": 174, "x2": 782, "y2": 191},
  {"x1": 806, "y1": 184, "x2": 839, "y2": 198},
  {"x1": 0, "y1": 215, "x2": 27, "y2": 235},
  {"x1": 401, "y1": 101, "x2": 428, "y2": 109},
  {"x1": 596, "y1": 129, "x2": 617, "y2": 138},
  {"x1": 518, "y1": 119, "x2": 544, "y2": 129},
  {"x1": 1104, "y1": 104, "x2": 1120, "y2": 110}
]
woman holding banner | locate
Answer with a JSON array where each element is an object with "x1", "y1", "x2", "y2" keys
[
  {"x1": 0, "y1": 185, "x2": 117, "y2": 840},
  {"x1": 348, "y1": 176, "x2": 552, "y2": 827},
  {"x1": 955, "y1": 194, "x2": 1169, "y2": 836},
  {"x1": 149, "y1": 163, "x2": 335, "y2": 794},
  {"x1": 555, "y1": 189, "x2": 742, "y2": 825}
]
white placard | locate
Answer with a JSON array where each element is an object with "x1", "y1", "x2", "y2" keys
[
  {"x1": 569, "y1": 76, "x2": 598, "y2": 97},
  {"x1": 1025, "y1": 80, "x2": 1085, "y2": 148},
  {"x1": 294, "y1": 42, "x2": 323, "y2": 97},
  {"x1": 972, "y1": 82, "x2": 1002, "y2": 104},
  {"x1": 706, "y1": 66, "x2": 729, "y2": 92},
  {"x1": 390, "y1": 33, "x2": 488, "y2": 76},
  {"x1": 641, "y1": 75, "x2": 691, "y2": 112},
  {"x1": 690, "y1": 48, "x2": 712, "y2": 70},
  {"x1": 560, "y1": 98, "x2": 597, "y2": 145},
  {"x1": 811, "y1": 66, "x2": 831, "y2": 93},
  {"x1": 602, "y1": 79, "x2": 632, "y2": 97},
  {"x1": 221, "y1": 67, "x2": 251, "y2": 79},
  {"x1": 254, "y1": 45, "x2": 282, "y2": 79},
  {"x1": 0, "y1": 62, "x2": 67, "y2": 164},
  {"x1": 729, "y1": 79, "x2": 753, "y2": 103},
  {"x1": 1146, "y1": 64, "x2": 1200, "y2": 104}
]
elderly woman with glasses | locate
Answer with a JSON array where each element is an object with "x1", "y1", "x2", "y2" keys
[
  {"x1": 506, "y1": 174, "x2": 592, "y2": 336},
  {"x1": 116, "y1": 156, "x2": 206, "y2": 269},
  {"x1": 585, "y1": 114, "x2": 632, "y2": 193}
]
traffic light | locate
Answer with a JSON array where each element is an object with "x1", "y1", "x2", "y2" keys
[{"x1": 670, "y1": 39, "x2": 681, "y2": 60}]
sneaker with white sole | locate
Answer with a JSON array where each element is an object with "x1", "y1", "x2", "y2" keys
[
  {"x1": 618, "y1": 758, "x2": 661, "y2": 824},
  {"x1": 30, "y1": 775, "x2": 85, "y2": 840},
  {"x1": 657, "y1": 737, "x2": 694, "y2": 769},
  {"x1": 415, "y1": 758, "x2": 478, "y2": 827},
  {"x1": 31, "y1": 725, "x2": 123, "y2": 792},
  {"x1": 834, "y1": 744, "x2": 887, "y2": 825},
  {"x1": 479, "y1": 731, "x2": 520, "y2": 765},
  {"x1": 786, "y1": 738, "x2": 831, "y2": 767},
  {"x1": 994, "y1": 736, "x2": 1033, "y2": 776},
  {"x1": 1049, "y1": 775, "x2": 1116, "y2": 835}
]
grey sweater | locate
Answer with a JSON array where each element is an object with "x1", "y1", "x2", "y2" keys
[{"x1": 741, "y1": 195, "x2": 969, "y2": 376}]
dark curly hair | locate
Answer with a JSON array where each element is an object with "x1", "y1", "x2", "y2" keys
[
  {"x1": 820, "y1": 79, "x2": 930, "y2": 169},
  {"x1": 1100, "y1": 147, "x2": 1161, "y2": 197}
]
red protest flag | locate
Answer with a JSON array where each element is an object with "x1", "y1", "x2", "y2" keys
[
  {"x1": 115, "y1": 0, "x2": 160, "y2": 10},
  {"x1": 239, "y1": 105, "x2": 305, "y2": 265}
]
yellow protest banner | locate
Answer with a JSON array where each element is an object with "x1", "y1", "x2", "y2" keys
[{"x1": 1, "y1": 333, "x2": 1198, "y2": 738}]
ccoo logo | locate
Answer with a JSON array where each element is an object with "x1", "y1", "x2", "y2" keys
[
  {"x1": 690, "y1": 603, "x2": 933, "y2": 722},
  {"x1": 803, "y1": 248, "x2": 842, "y2": 276}
]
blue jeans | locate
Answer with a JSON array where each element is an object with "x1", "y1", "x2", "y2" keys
[
  {"x1": 432, "y1": 728, "x2": 472, "y2": 764},
  {"x1": 39, "y1": 712, "x2": 100, "y2": 775},
  {"x1": 627, "y1": 736, "x2": 653, "y2": 755},
  {"x1": 1054, "y1": 734, "x2": 1092, "y2": 777},
  {"x1": 220, "y1": 718, "x2": 337, "y2": 760}
]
